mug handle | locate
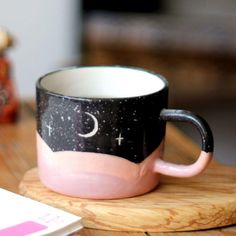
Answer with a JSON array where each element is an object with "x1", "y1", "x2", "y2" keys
[{"x1": 154, "y1": 109, "x2": 214, "y2": 178}]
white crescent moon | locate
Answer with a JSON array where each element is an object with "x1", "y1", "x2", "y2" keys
[{"x1": 78, "y1": 112, "x2": 99, "y2": 138}]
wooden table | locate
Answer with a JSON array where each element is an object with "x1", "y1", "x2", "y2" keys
[{"x1": 1, "y1": 102, "x2": 236, "y2": 236}]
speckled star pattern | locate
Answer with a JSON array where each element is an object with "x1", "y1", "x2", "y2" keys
[{"x1": 37, "y1": 89, "x2": 168, "y2": 163}]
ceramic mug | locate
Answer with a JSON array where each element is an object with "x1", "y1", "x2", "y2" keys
[{"x1": 36, "y1": 66, "x2": 214, "y2": 199}]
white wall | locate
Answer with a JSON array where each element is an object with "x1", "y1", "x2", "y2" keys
[{"x1": 0, "y1": 0, "x2": 81, "y2": 99}]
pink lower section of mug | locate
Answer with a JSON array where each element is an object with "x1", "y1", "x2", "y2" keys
[{"x1": 36, "y1": 133, "x2": 162, "y2": 199}]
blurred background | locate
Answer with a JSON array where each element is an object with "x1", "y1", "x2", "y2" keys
[{"x1": 0, "y1": 0, "x2": 235, "y2": 164}]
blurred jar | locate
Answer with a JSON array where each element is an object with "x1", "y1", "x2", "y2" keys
[{"x1": 0, "y1": 27, "x2": 18, "y2": 123}]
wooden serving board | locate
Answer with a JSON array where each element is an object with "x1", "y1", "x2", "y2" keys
[{"x1": 19, "y1": 164, "x2": 236, "y2": 232}]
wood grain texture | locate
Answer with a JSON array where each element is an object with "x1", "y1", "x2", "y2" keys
[
  {"x1": 1, "y1": 102, "x2": 236, "y2": 235},
  {"x1": 19, "y1": 161, "x2": 236, "y2": 232},
  {"x1": 0, "y1": 103, "x2": 36, "y2": 192}
]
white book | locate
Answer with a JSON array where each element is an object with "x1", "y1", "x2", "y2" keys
[{"x1": 0, "y1": 188, "x2": 83, "y2": 236}]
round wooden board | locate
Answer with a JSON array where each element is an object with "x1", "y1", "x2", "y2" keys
[{"x1": 19, "y1": 166, "x2": 236, "y2": 232}]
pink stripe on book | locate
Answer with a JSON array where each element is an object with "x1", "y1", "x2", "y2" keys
[{"x1": 0, "y1": 221, "x2": 47, "y2": 236}]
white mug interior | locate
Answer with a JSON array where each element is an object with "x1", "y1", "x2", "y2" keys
[{"x1": 40, "y1": 67, "x2": 166, "y2": 98}]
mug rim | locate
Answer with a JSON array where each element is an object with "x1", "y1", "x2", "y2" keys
[{"x1": 36, "y1": 65, "x2": 169, "y2": 101}]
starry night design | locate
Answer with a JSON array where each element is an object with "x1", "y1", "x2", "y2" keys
[{"x1": 36, "y1": 89, "x2": 168, "y2": 163}]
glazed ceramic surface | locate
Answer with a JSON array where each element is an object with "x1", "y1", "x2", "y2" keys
[
  {"x1": 37, "y1": 75, "x2": 167, "y2": 163},
  {"x1": 36, "y1": 66, "x2": 213, "y2": 199}
]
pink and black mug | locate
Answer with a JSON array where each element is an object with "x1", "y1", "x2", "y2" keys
[{"x1": 36, "y1": 66, "x2": 213, "y2": 199}]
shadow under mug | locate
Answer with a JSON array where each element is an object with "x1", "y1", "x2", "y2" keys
[{"x1": 36, "y1": 66, "x2": 213, "y2": 199}]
